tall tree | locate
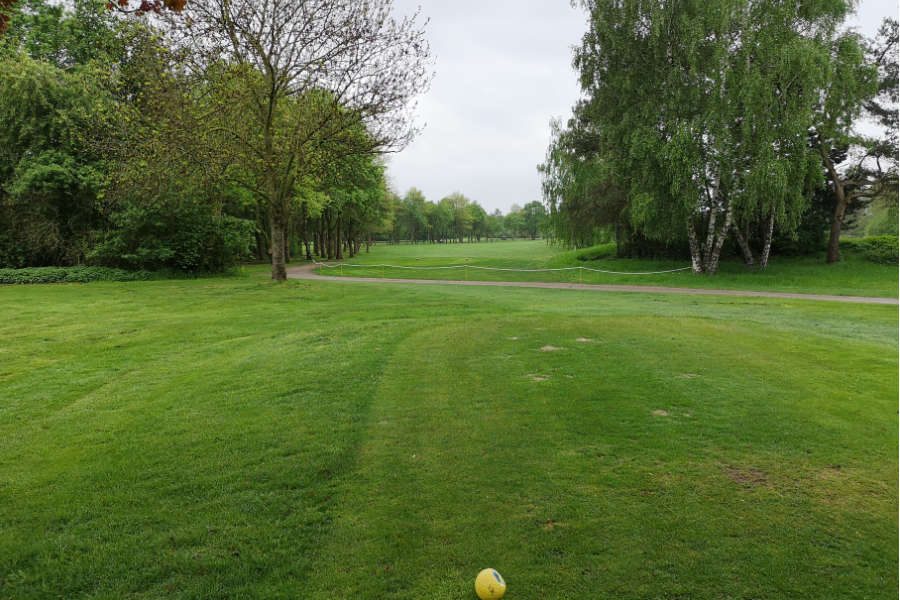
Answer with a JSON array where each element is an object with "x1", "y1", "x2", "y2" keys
[
  {"x1": 402, "y1": 188, "x2": 428, "y2": 243},
  {"x1": 572, "y1": 0, "x2": 850, "y2": 273},
  {"x1": 160, "y1": 0, "x2": 431, "y2": 280},
  {"x1": 0, "y1": 54, "x2": 115, "y2": 266},
  {"x1": 811, "y1": 25, "x2": 884, "y2": 263}
]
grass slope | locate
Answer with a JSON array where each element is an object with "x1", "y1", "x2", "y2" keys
[
  {"x1": 1, "y1": 277, "x2": 897, "y2": 599},
  {"x1": 307, "y1": 239, "x2": 898, "y2": 297}
]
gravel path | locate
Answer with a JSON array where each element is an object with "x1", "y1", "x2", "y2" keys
[{"x1": 284, "y1": 263, "x2": 898, "y2": 305}]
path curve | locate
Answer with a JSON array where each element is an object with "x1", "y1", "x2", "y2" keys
[{"x1": 284, "y1": 263, "x2": 898, "y2": 305}]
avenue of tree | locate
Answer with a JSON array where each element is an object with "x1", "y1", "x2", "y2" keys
[
  {"x1": 541, "y1": 0, "x2": 897, "y2": 273},
  {"x1": 0, "y1": 1, "x2": 549, "y2": 278}
]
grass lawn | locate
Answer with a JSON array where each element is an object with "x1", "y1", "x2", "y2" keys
[
  {"x1": 1, "y1": 276, "x2": 897, "y2": 598},
  {"x1": 308, "y1": 239, "x2": 898, "y2": 298}
]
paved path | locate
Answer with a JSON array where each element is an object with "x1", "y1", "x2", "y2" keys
[{"x1": 285, "y1": 263, "x2": 898, "y2": 305}]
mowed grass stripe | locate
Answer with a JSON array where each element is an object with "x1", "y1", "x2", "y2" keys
[
  {"x1": 0, "y1": 278, "x2": 896, "y2": 598},
  {"x1": 1, "y1": 284, "x2": 414, "y2": 598},
  {"x1": 307, "y1": 316, "x2": 896, "y2": 599}
]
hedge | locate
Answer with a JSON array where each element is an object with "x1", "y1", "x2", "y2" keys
[{"x1": 0, "y1": 266, "x2": 154, "y2": 284}]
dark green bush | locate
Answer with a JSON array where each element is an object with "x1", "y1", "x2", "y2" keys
[
  {"x1": 0, "y1": 266, "x2": 154, "y2": 284},
  {"x1": 89, "y1": 202, "x2": 255, "y2": 272},
  {"x1": 839, "y1": 235, "x2": 898, "y2": 264},
  {"x1": 575, "y1": 242, "x2": 617, "y2": 261}
]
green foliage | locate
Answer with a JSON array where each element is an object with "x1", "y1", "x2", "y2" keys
[
  {"x1": 89, "y1": 201, "x2": 255, "y2": 272},
  {"x1": 548, "y1": 0, "x2": 864, "y2": 271},
  {"x1": 0, "y1": 52, "x2": 117, "y2": 267},
  {"x1": 0, "y1": 265, "x2": 153, "y2": 283},
  {"x1": 840, "y1": 235, "x2": 899, "y2": 264},
  {"x1": 0, "y1": 0, "x2": 125, "y2": 67},
  {"x1": 574, "y1": 242, "x2": 617, "y2": 262},
  {"x1": 866, "y1": 198, "x2": 899, "y2": 236}
]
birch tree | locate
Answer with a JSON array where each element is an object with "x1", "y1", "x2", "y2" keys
[{"x1": 573, "y1": 0, "x2": 850, "y2": 273}]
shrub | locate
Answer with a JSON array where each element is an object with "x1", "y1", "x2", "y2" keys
[
  {"x1": 89, "y1": 202, "x2": 255, "y2": 272},
  {"x1": 839, "y1": 235, "x2": 898, "y2": 264},
  {"x1": 0, "y1": 266, "x2": 154, "y2": 284},
  {"x1": 575, "y1": 242, "x2": 617, "y2": 261}
]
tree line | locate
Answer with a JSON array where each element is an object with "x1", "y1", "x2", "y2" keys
[
  {"x1": 540, "y1": 0, "x2": 897, "y2": 273},
  {"x1": 381, "y1": 191, "x2": 547, "y2": 244},
  {"x1": 0, "y1": 0, "x2": 431, "y2": 280}
]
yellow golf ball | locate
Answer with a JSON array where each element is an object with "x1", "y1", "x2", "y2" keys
[{"x1": 474, "y1": 568, "x2": 506, "y2": 600}]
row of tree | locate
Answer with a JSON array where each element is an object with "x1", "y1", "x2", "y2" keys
[
  {"x1": 1, "y1": 0, "x2": 431, "y2": 279},
  {"x1": 382, "y1": 191, "x2": 546, "y2": 244},
  {"x1": 540, "y1": 0, "x2": 897, "y2": 273}
]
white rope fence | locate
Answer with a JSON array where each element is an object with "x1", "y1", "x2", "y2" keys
[{"x1": 311, "y1": 258, "x2": 692, "y2": 277}]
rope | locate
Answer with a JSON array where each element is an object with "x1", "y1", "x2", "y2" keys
[
  {"x1": 311, "y1": 258, "x2": 692, "y2": 276},
  {"x1": 581, "y1": 266, "x2": 693, "y2": 275}
]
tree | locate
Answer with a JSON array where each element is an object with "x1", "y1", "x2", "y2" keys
[
  {"x1": 0, "y1": 0, "x2": 129, "y2": 66},
  {"x1": 1, "y1": 0, "x2": 186, "y2": 35},
  {"x1": 504, "y1": 207, "x2": 524, "y2": 239},
  {"x1": 0, "y1": 54, "x2": 114, "y2": 267},
  {"x1": 441, "y1": 192, "x2": 473, "y2": 242},
  {"x1": 402, "y1": 188, "x2": 428, "y2": 243},
  {"x1": 486, "y1": 209, "x2": 505, "y2": 239},
  {"x1": 571, "y1": 0, "x2": 851, "y2": 273},
  {"x1": 156, "y1": 0, "x2": 431, "y2": 280},
  {"x1": 539, "y1": 114, "x2": 625, "y2": 250},
  {"x1": 811, "y1": 24, "x2": 886, "y2": 264},
  {"x1": 521, "y1": 201, "x2": 546, "y2": 240},
  {"x1": 467, "y1": 202, "x2": 488, "y2": 242}
]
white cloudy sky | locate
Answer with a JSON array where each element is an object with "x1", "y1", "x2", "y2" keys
[{"x1": 386, "y1": 0, "x2": 898, "y2": 214}]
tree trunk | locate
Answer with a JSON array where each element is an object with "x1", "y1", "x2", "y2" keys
[
  {"x1": 705, "y1": 201, "x2": 732, "y2": 275},
  {"x1": 336, "y1": 213, "x2": 343, "y2": 260},
  {"x1": 270, "y1": 217, "x2": 287, "y2": 281},
  {"x1": 821, "y1": 142, "x2": 848, "y2": 264},
  {"x1": 687, "y1": 220, "x2": 703, "y2": 274},
  {"x1": 826, "y1": 195, "x2": 847, "y2": 264},
  {"x1": 731, "y1": 222, "x2": 755, "y2": 268},
  {"x1": 759, "y1": 208, "x2": 776, "y2": 271}
]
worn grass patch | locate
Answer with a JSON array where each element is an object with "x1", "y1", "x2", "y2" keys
[{"x1": 1, "y1": 277, "x2": 896, "y2": 598}]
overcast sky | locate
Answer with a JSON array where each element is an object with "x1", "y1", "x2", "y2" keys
[{"x1": 386, "y1": 0, "x2": 898, "y2": 215}]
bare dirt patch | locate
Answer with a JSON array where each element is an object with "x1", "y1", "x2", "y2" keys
[
  {"x1": 677, "y1": 373, "x2": 701, "y2": 379},
  {"x1": 525, "y1": 374, "x2": 549, "y2": 382},
  {"x1": 540, "y1": 520, "x2": 562, "y2": 531},
  {"x1": 725, "y1": 466, "x2": 770, "y2": 488},
  {"x1": 540, "y1": 345, "x2": 565, "y2": 352},
  {"x1": 575, "y1": 337, "x2": 594, "y2": 343},
  {"x1": 651, "y1": 409, "x2": 669, "y2": 417}
]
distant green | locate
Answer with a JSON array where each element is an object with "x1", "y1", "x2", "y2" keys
[
  {"x1": 313, "y1": 239, "x2": 898, "y2": 297},
  {"x1": 1, "y1": 275, "x2": 896, "y2": 599}
]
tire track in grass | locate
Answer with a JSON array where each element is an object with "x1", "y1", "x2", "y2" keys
[
  {"x1": 304, "y1": 317, "x2": 615, "y2": 599},
  {"x1": 0, "y1": 318, "x2": 415, "y2": 599}
]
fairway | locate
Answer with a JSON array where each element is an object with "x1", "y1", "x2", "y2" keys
[
  {"x1": 314, "y1": 240, "x2": 900, "y2": 298},
  {"x1": 1, "y1": 277, "x2": 896, "y2": 599}
]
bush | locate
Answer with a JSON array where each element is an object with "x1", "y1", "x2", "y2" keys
[
  {"x1": 839, "y1": 235, "x2": 898, "y2": 264},
  {"x1": 575, "y1": 242, "x2": 617, "y2": 261},
  {"x1": 89, "y1": 202, "x2": 255, "y2": 272},
  {"x1": 0, "y1": 266, "x2": 154, "y2": 284}
]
